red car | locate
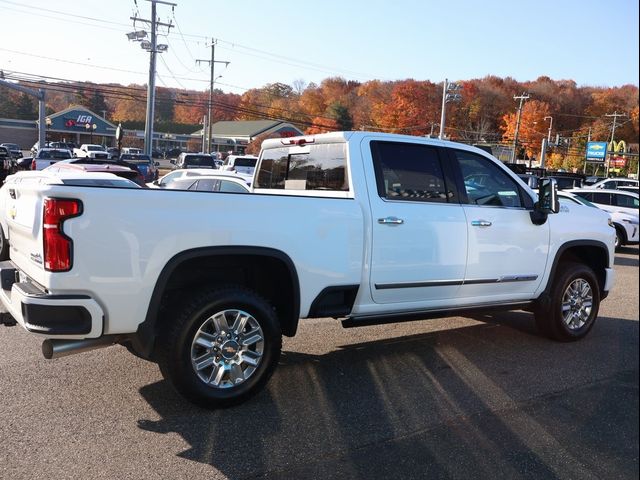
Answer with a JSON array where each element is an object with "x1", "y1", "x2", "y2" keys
[{"x1": 43, "y1": 159, "x2": 146, "y2": 187}]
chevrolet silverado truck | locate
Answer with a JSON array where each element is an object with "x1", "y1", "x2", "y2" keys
[
  {"x1": 73, "y1": 144, "x2": 108, "y2": 160},
  {"x1": 0, "y1": 132, "x2": 616, "y2": 407}
]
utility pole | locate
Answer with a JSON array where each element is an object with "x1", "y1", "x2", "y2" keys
[
  {"x1": 510, "y1": 93, "x2": 530, "y2": 163},
  {"x1": 196, "y1": 39, "x2": 229, "y2": 154},
  {"x1": 128, "y1": 0, "x2": 175, "y2": 156},
  {"x1": 604, "y1": 111, "x2": 626, "y2": 177}
]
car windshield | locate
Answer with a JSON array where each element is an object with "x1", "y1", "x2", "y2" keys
[
  {"x1": 87, "y1": 146, "x2": 104, "y2": 151},
  {"x1": 234, "y1": 158, "x2": 257, "y2": 168},
  {"x1": 185, "y1": 155, "x2": 215, "y2": 166},
  {"x1": 3, "y1": 144, "x2": 19, "y2": 150},
  {"x1": 38, "y1": 150, "x2": 71, "y2": 159}
]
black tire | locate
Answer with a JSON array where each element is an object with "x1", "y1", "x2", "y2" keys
[
  {"x1": 614, "y1": 226, "x2": 625, "y2": 250},
  {"x1": 535, "y1": 262, "x2": 600, "y2": 342},
  {"x1": 0, "y1": 225, "x2": 9, "y2": 261},
  {"x1": 158, "y1": 286, "x2": 281, "y2": 408}
]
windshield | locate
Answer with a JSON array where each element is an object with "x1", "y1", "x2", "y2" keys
[
  {"x1": 185, "y1": 155, "x2": 215, "y2": 167},
  {"x1": 38, "y1": 150, "x2": 72, "y2": 159},
  {"x1": 234, "y1": 158, "x2": 257, "y2": 168},
  {"x1": 87, "y1": 145, "x2": 104, "y2": 151}
]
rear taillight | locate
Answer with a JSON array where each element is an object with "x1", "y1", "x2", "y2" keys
[
  {"x1": 31, "y1": 159, "x2": 36, "y2": 170},
  {"x1": 43, "y1": 198, "x2": 82, "y2": 272}
]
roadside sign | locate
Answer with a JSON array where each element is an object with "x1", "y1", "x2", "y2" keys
[{"x1": 586, "y1": 142, "x2": 608, "y2": 162}]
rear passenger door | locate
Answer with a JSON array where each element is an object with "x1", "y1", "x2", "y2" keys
[
  {"x1": 365, "y1": 140, "x2": 468, "y2": 305},
  {"x1": 449, "y1": 149, "x2": 549, "y2": 300}
]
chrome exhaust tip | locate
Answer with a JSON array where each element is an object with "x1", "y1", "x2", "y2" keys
[{"x1": 42, "y1": 336, "x2": 117, "y2": 359}]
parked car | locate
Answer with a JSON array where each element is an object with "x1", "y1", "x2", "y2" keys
[
  {"x1": 221, "y1": 155, "x2": 257, "y2": 185},
  {"x1": 44, "y1": 159, "x2": 146, "y2": 187},
  {"x1": 31, "y1": 148, "x2": 73, "y2": 170},
  {"x1": 165, "y1": 174, "x2": 251, "y2": 193},
  {"x1": 119, "y1": 153, "x2": 159, "y2": 182},
  {"x1": 0, "y1": 146, "x2": 16, "y2": 183},
  {"x1": 588, "y1": 177, "x2": 639, "y2": 190},
  {"x1": 73, "y1": 144, "x2": 108, "y2": 160},
  {"x1": 163, "y1": 147, "x2": 182, "y2": 159},
  {"x1": 0, "y1": 143, "x2": 23, "y2": 160},
  {"x1": 558, "y1": 191, "x2": 638, "y2": 250},
  {"x1": 518, "y1": 174, "x2": 539, "y2": 189},
  {"x1": 547, "y1": 172, "x2": 585, "y2": 190},
  {"x1": 16, "y1": 156, "x2": 33, "y2": 171},
  {"x1": 172, "y1": 153, "x2": 218, "y2": 170},
  {"x1": 150, "y1": 168, "x2": 221, "y2": 188},
  {"x1": 49, "y1": 141, "x2": 77, "y2": 151},
  {"x1": 584, "y1": 176, "x2": 605, "y2": 186},
  {"x1": 106, "y1": 147, "x2": 120, "y2": 160},
  {"x1": 568, "y1": 188, "x2": 639, "y2": 217}
]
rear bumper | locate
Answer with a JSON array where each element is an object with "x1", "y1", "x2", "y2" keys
[{"x1": 0, "y1": 261, "x2": 104, "y2": 338}]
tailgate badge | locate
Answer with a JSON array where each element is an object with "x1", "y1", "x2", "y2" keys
[{"x1": 30, "y1": 253, "x2": 43, "y2": 265}]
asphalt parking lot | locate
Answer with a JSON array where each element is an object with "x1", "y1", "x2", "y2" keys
[{"x1": 0, "y1": 246, "x2": 638, "y2": 480}]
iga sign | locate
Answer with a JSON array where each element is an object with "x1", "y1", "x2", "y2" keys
[
  {"x1": 585, "y1": 142, "x2": 608, "y2": 162},
  {"x1": 63, "y1": 114, "x2": 95, "y2": 129}
]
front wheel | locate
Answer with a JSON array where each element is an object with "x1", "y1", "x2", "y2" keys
[
  {"x1": 535, "y1": 262, "x2": 600, "y2": 341},
  {"x1": 158, "y1": 287, "x2": 281, "y2": 408}
]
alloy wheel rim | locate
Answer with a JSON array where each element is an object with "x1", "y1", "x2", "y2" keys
[
  {"x1": 190, "y1": 309, "x2": 264, "y2": 389},
  {"x1": 561, "y1": 278, "x2": 593, "y2": 330}
]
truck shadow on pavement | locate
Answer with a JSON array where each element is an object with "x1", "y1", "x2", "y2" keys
[{"x1": 137, "y1": 314, "x2": 638, "y2": 479}]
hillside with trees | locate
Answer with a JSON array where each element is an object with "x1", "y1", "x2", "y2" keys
[{"x1": 1, "y1": 74, "x2": 638, "y2": 172}]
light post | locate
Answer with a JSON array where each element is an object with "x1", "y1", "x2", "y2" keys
[
  {"x1": 544, "y1": 116, "x2": 553, "y2": 143},
  {"x1": 85, "y1": 123, "x2": 97, "y2": 144},
  {"x1": 438, "y1": 79, "x2": 462, "y2": 140}
]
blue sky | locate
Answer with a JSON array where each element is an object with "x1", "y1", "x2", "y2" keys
[{"x1": 0, "y1": 0, "x2": 638, "y2": 94}]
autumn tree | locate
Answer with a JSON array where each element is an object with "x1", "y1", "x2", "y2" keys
[{"x1": 501, "y1": 100, "x2": 552, "y2": 159}]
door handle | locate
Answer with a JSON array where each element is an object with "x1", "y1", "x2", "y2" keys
[
  {"x1": 378, "y1": 216, "x2": 404, "y2": 225},
  {"x1": 471, "y1": 220, "x2": 492, "y2": 227}
]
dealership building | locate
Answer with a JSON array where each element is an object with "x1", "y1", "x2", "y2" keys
[{"x1": 0, "y1": 105, "x2": 304, "y2": 154}]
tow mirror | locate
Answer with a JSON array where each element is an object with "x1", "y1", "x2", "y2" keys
[
  {"x1": 538, "y1": 178, "x2": 559, "y2": 214},
  {"x1": 531, "y1": 178, "x2": 559, "y2": 225}
]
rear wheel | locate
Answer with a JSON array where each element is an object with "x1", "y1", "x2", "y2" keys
[
  {"x1": 535, "y1": 262, "x2": 600, "y2": 341},
  {"x1": 614, "y1": 226, "x2": 625, "y2": 250},
  {"x1": 158, "y1": 286, "x2": 281, "y2": 408}
]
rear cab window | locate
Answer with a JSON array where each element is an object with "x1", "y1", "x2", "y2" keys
[{"x1": 255, "y1": 142, "x2": 350, "y2": 197}]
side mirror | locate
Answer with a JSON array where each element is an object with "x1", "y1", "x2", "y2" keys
[
  {"x1": 538, "y1": 178, "x2": 559, "y2": 214},
  {"x1": 531, "y1": 178, "x2": 559, "y2": 225},
  {"x1": 170, "y1": 159, "x2": 176, "y2": 165},
  {"x1": 155, "y1": 161, "x2": 160, "y2": 166}
]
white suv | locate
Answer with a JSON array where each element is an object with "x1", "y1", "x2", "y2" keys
[{"x1": 568, "y1": 188, "x2": 639, "y2": 218}]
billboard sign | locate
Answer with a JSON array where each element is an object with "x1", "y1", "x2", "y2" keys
[{"x1": 586, "y1": 142, "x2": 608, "y2": 162}]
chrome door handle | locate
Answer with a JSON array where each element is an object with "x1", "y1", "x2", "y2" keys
[
  {"x1": 471, "y1": 220, "x2": 492, "y2": 227},
  {"x1": 378, "y1": 217, "x2": 404, "y2": 225}
]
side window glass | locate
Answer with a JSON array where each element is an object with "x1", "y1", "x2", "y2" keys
[
  {"x1": 194, "y1": 179, "x2": 216, "y2": 191},
  {"x1": 453, "y1": 150, "x2": 522, "y2": 208},
  {"x1": 603, "y1": 180, "x2": 615, "y2": 189},
  {"x1": 592, "y1": 192, "x2": 611, "y2": 205},
  {"x1": 219, "y1": 181, "x2": 248, "y2": 193},
  {"x1": 371, "y1": 141, "x2": 450, "y2": 202},
  {"x1": 614, "y1": 194, "x2": 636, "y2": 208}
]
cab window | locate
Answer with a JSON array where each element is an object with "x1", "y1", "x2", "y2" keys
[
  {"x1": 453, "y1": 150, "x2": 523, "y2": 208},
  {"x1": 370, "y1": 141, "x2": 450, "y2": 203}
]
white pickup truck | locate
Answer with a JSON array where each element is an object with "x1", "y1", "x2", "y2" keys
[
  {"x1": 0, "y1": 132, "x2": 616, "y2": 407},
  {"x1": 73, "y1": 144, "x2": 109, "y2": 160}
]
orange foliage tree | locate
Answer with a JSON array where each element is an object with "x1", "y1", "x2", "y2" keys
[{"x1": 501, "y1": 100, "x2": 551, "y2": 159}]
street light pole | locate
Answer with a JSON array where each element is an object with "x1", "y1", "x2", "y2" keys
[
  {"x1": 510, "y1": 93, "x2": 530, "y2": 163},
  {"x1": 544, "y1": 115, "x2": 553, "y2": 143}
]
